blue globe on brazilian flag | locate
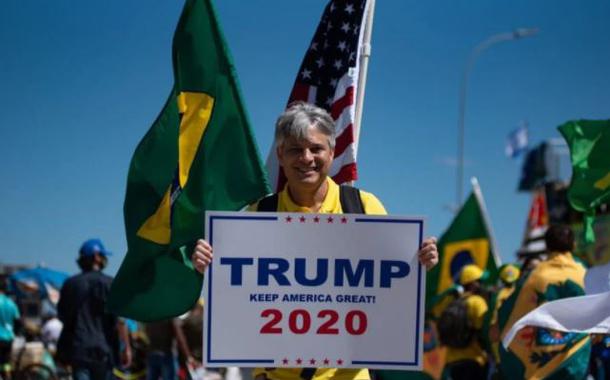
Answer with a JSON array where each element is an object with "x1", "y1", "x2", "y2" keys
[{"x1": 426, "y1": 181, "x2": 499, "y2": 310}]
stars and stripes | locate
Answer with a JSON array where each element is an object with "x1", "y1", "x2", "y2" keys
[{"x1": 266, "y1": 0, "x2": 371, "y2": 191}]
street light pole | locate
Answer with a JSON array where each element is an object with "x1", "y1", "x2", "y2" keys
[{"x1": 456, "y1": 28, "x2": 539, "y2": 209}]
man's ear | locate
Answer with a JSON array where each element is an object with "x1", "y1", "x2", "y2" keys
[{"x1": 276, "y1": 144, "x2": 284, "y2": 167}]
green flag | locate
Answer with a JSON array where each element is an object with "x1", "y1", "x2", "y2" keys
[
  {"x1": 426, "y1": 181, "x2": 499, "y2": 311},
  {"x1": 559, "y1": 119, "x2": 610, "y2": 242},
  {"x1": 108, "y1": 0, "x2": 270, "y2": 321}
]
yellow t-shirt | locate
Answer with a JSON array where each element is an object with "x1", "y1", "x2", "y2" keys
[
  {"x1": 248, "y1": 177, "x2": 386, "y2": 215},
  {"x1": 445, "y1": 294, "x2": 488, "y2": 366},
  {"x1": 251, "y1": 177, "x2": 386, "y2": 380}
]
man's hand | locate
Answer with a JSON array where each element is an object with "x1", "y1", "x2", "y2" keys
[
  {"x1": 187, "y1": 356, "x2": 202, "y2": 369},
  {"x1": 418, "y1": 237, "x2": 439, "y2": 270},
  {"x1": 192, "y1": 239, "x2": 213, "y2": 274}
]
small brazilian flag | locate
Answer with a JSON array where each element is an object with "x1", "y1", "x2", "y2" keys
[
  {"x1": 426, "y1": 180, "x2": 499, "y2": 311},
  {"x1": 559, "y1": 119, "x2": 610, "y2": 243},
  {"x1": 108, "y1": 0, "x2": 270, "y2": 321}
]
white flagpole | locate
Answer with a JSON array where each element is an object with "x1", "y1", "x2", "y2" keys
[
  {"x1": 471, "y1": 177, "x2": 502, "y2": 266},
  {"x1": 349, "y1": 0, "x2": 375, "y2": 186}
]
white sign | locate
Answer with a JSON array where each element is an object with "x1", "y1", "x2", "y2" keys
[{"x1": 203, "y1": 211, "x2": 425, "y2": 370}]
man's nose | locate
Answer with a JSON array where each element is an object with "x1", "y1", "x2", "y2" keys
[{"x1": 300, "y1": 149, "x2": 314, "y2": 162}]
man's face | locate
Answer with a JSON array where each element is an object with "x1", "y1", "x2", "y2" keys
[{"x1": 277, "y1": 126, "x2": 334, "y2": 193}]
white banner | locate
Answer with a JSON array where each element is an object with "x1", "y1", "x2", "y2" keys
[
  {"x1": 203, "y1": 211, "x2": 426, "y2": 370},
  {"x1": 502, "y1": 291, "x2": 610, "y2": 348},
  {"x1": 585, "y1": 261, "x2": 610, "y2": 295}
]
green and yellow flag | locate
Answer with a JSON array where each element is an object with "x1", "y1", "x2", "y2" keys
[
  {"x1": 108, "y1": 0, "x2": 270, "y2": 321},
  {"x1": 559, "y1": 119, "x2": 610, "y2": 242},
  {"x1": 426, "y1": 180, "x2": 499, "y2": 312},
  {"x1": 498, "y1": 253, "x2": 590, "y2": 379}
]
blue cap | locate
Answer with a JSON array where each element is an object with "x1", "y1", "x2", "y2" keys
[{"x1": 79, "y1": 238, "x2": 112, "y2": 257}]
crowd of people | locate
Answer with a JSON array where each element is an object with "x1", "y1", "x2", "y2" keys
[
  {"x1": 422, "y1": 224, "x2": 610, "y2": 380},
  {"x1": 0, "y1": 239, "x2": 227, "y2": 380}
]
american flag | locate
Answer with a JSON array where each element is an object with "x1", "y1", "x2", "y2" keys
[{"x1": 266, "y1": 0, "x2": 371, "y2": 192}]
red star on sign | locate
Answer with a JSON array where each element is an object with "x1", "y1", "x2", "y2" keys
[
  {"x1": 313, "y1": 216, "x2": 320, "y2": 223},
  {"x1": 296, "y1": 358, "x2": 303, "y2": 365},
  {"x1": 323, "y1": 358, "x2": 330, "y2": 365},
  {"x1": 340, "y1": 217, "x2": 348, "y2": 223},
  {"x1": 337, "y1": 359, "x2": 344, "y2": 365},
  {"x1": 309, "y1": 359, "x2": 316, "y2": 365},
  {"x1": 299, "y1": 216, "x2": 306, "y2": 223},
  {"x1": 285, "y1": 216, "x2": 293, "y2": 223},
  {"x1": 282, "y1": 358, "x2": 289, "y2": 365},
  {"x1": 327, "y1": 216, "x2": 334, "y2": 223}
]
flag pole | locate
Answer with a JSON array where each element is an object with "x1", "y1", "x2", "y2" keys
[
  {"x1": 471, "y1": 177, "x2": 502, "y2": 266},
  {"x1": 350, "y1": 0, "x2": 375, "y2": 186}
]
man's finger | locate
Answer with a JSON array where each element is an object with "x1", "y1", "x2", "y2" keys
[{"x1": 418, "y1": 245, "x2": 436, "y2": 256}]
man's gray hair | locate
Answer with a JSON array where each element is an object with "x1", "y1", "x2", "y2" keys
[{"x1": 275, "y1": 101, "x2": 336, "y2": 149}]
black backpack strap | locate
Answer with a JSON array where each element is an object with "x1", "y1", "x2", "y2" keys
[
  {"x1": 256, "y1": 193, "x2": 279, "y2": 212},
  {"x1": 257, "y1": 187, "x2": 363, "y2": 213},
  {"x1": 299, "y1": 368, "x2": 317, "y2": 380},
  {"x1": 339, "y1": 185, "x2": 364, "y2": 214}
]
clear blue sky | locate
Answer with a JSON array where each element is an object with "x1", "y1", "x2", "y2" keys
[{"x1": 1, "y1": 1, "x2": 609, "y2": 275}]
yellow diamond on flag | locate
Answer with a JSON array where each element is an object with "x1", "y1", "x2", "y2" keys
[
  {"x1": 136, "y1": 91, "x2": 214, "y2": 245},
  {"x1": 438, "y1": 238, "x2": 489, "y2": 294}
]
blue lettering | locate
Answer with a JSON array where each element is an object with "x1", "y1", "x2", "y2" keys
[
  {"x1": 294, "y1": 258, "x2": 328, "y2": 286},
  {"x1": 380, "y1": 260, "x2": 410, "y2": 288},
  {"x1": 220, "y1": 257, "x2": 254, "y2": 285},
  {"x1": 222, "y1": 258, "x2": 410, "y2": 288},
  {"x1": 334, "y1": 259, "x2": 374, "y2": 287},
  {"x1": 258, "y1": 258, "x2": 290, "y2": 286}
]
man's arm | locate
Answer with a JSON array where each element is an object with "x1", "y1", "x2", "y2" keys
[
  {"x1": 57, "y1": 279, "x2": 71, "y2": 323},
  {"x1": 117, "y1": 318, "x2": 133, "y2": 368}
]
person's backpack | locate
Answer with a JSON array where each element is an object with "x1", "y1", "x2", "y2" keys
[
  {"x1": 437, "y1": 297, "x2": 475, "y2": 348},
  {"x1": 257, "y1": 185, "x2": 364, "y2": 213}
]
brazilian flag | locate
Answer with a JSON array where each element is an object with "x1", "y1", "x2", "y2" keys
[
  {"x1": 498, "y1": 253, "x2": 590, "y2": 379},
  {"x1": 108, "y1": 0, "x2": 270, "y2": 321},
  {"x1": 559, "y1": 119, "x2": 610, "y2": 242},
  {"x1": 426, "y1": 181, "x2": 499, "y2": 312}
]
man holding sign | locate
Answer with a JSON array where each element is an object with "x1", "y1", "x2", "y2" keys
[{"x1": 192, "y1": 102, "x2": 438, "y2": 380}]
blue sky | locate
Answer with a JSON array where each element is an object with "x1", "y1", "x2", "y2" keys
[{"x1": 1, "y1": 1, "x2": 609, "y2": 275}]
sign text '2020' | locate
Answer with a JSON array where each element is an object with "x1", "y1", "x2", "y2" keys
[{"x1": 260, "y1": 309, "x2": 368, "y2": 335}]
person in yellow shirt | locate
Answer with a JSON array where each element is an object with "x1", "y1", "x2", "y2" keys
[
  {"x1": 496, "y1": 264, "x2": 520, "y2": 306},
  {"x1": 191, "y1": 102, "x2": 439, "y2": 380},
  {"x1": 441, "y1": 264, "x2": 489, "y2": 380},
  {"x1": 498, "y1": 225, "x2": 590, "y2": 380}
]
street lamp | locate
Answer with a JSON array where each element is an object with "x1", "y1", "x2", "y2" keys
[{"x1": 455, "y1": 28, "x2": 539, "y2": 208}]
